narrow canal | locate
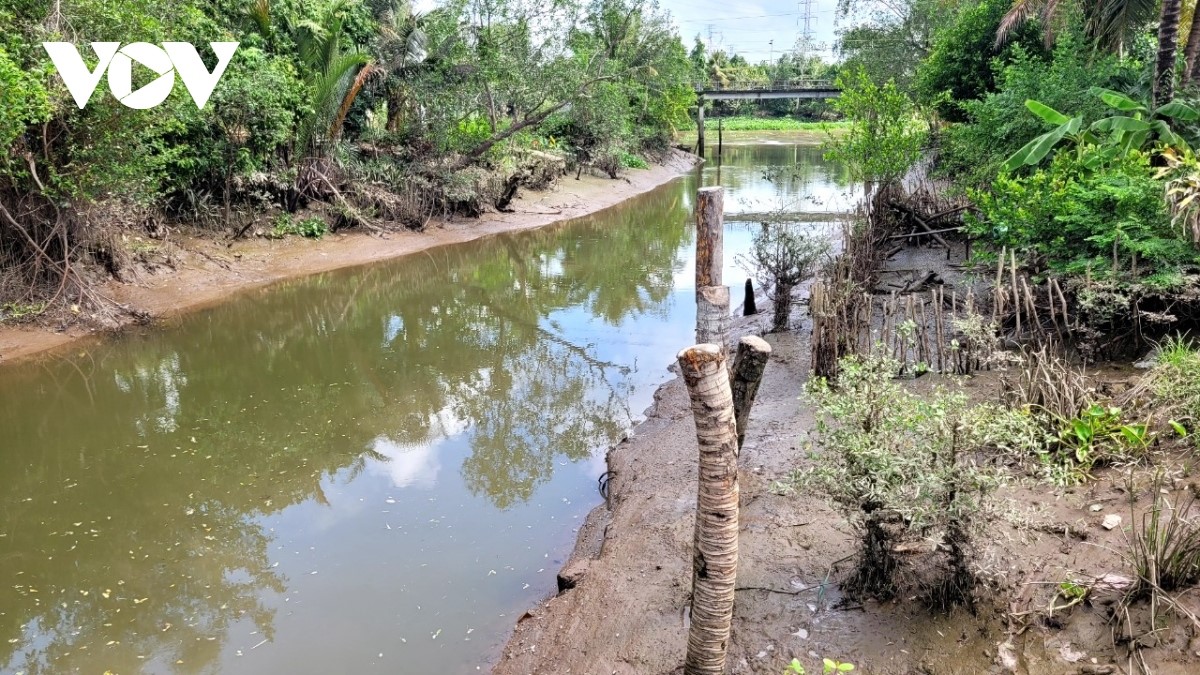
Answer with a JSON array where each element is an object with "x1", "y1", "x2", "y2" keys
[{"x1": 0, "y1": 137, "x2": 846, "y2": 674}]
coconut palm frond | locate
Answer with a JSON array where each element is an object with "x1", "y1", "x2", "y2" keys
[
  {"x1": 1088, "y1": 0, "x2": 1159, "y2": 52},
  {"x1": 246, "y1": 0, "x2": 272, "y2": 37},
  {"x1": 331, "y1": 63, "x2": 383, "y2": 141},
  {"x1": 995, "y1": 0, "x2": 1042, "y2": 48}
]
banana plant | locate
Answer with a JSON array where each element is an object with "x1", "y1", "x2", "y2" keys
[{"x1": 1003, "y1": 87, "x2": 1200, "y2": 172}]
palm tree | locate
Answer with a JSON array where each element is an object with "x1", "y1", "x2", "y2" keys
[
  {"x1": 372, "y1": 0, "x2": 429, "y2": 132},
  {"x1": 1183, "y1": 12, "x2": 1200, "y2": 84},
  {"x1": 294, "y1": 1, "x2": 373, "y2": 155},
  {"x1": 995, "y1": 0, "x2": 1158, "y2": 53},
  {"x1": 1156, "y1": 0, "x2": 1183, "y2": 107}
]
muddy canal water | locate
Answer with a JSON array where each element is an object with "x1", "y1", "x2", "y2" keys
[{"x1": 0, "y1": 137, "x2": 846, "y2": 674}]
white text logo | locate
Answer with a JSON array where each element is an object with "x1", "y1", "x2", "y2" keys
[{"x1": 42, "y1": 42, "x2": 239, "y2": 110}]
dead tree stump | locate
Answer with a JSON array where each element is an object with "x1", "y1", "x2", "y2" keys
[{"x1": 730, "y1": 336, "x2": 771, "y2": 449}]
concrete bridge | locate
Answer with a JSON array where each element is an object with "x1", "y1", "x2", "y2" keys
[
  {"x1": 695, "y1": 81, "x2": 841, "y2": 102},
  {"x1": 694, "y1": 81, "x2": 841, "y2": 152}
]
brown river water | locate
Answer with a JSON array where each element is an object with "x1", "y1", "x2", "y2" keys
[{"x1": 0, "y1": 137, "x2": 847, "y2": 674}]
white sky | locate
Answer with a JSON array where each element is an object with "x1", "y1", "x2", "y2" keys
[
  {"x1": 412, "y1": 0, "x2": 845, "y2": 64},
  {"x1": 658, "y1": 0, "x2": 841, "y2": 62}
]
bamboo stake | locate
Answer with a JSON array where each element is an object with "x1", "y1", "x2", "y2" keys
[{"x1": 1010, "y1": 249, "x2": 1020, "y2": 338}]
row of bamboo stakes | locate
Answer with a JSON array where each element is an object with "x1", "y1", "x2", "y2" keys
[{"x1": 813, "y1": 246, "x2": 1072, "y2": 377}]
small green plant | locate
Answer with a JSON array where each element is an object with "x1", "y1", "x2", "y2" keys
[
  {"x1": 0, "y1": 301, "x2": 47, "y2": 323},
  {"x1": 1119, "y1": 471, "x2": 1200, "y2": 631},
  {"x1": 736, "y1": 222, "x2": 829, "y2": 332},
  {"x1": 823, "y1": 658, "x2": 855, "y2": 673},
  {"x1": 1050, "y1": 580, "x2": 1089, "y2": 615},
  {"x1": 785, "y1": 658, "x2": 806, "y2": 674},
  {"x1": 269, "y1": 214, "x2": 329, "y2": 239},
  {"x1": 1145, "y1": 337, "x2": 1200, "y2": 429},
  {"x1": 1054, "y1": 404, "x2": 1152, "y2": 481},
  {"x1": 618, "y1": 151, "x2": 648, "y2": 169}
]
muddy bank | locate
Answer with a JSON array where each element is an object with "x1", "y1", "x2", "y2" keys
[
  {"x1": 494, "y1": 246, "x2": 1200, "y2": 675},
  {"x1": 0, "y1": 150, "x2": 698, "y2": 365}
]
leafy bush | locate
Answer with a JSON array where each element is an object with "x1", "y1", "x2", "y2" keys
[
  {"x1": 618, "y1": 151, "x2": 648, "y2": 169},
  {"x1": 824, "y1": 68, "x2": 926, "y2": 186},
  {"x1": 1051, "y1": 404, "x2": 1150, "y2": 482},
  {"x1": 968, "y1": 149, "x2": 1189, "y2": 280},
  {"x1": 269, "y1": 214, "x2": 329, "y2": 239},
  {"x1": 790, "y1": 353, "x2": 1028, "y2": 605},
  {"x1": 914, "y1": 0, "x2": 1046, "y2": 121},
  {"x1": 0, "y1": 46, "x2": 49, "y2": 153},
  {"x1": 939, "y1": 31, "x2": 1135, "y2": 186}
]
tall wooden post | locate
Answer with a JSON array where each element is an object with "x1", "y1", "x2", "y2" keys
[
  {"x1": 677, "y1": 344, "x2": 739, "y2": 675},
  {"x1": 717, "y1": 117, "x2": 723, "y2": 159},
  {"x1": 695, "y1": 186, "x2": 724, "y2": 293},
  {"x1": 697, "y1": 99, "x2": 706, "y2": 155},
  {"x1": 696, "y1": 285, "x2": 730, "y2": 355},
  {"x1": 730, "y1": 336, "x2": 771, "y2": 449}
]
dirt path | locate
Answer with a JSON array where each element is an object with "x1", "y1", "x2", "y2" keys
[{"x1": 0, "y1": 151, "x2": 698, "y2": 365}]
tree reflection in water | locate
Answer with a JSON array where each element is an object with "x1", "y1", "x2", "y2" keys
[{"x1": 0, "y1": 180, "x2": 693, "y2": 673}]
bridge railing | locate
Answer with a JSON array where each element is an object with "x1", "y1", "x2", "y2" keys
[{"x1": 694, "y1": 79, "x2": 837, "y2": 92}]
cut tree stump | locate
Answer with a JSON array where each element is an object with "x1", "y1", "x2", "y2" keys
[
  {"x1": 730, "y1": 336, "x2": 771, "y2": 450},
  {"x1": 677, "y1": 344, "x2": 740, "y2": 675}
]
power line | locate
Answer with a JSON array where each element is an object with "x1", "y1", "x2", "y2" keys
[{"x1": 676, "y1": 9, "x2": 837, "y2": 24}]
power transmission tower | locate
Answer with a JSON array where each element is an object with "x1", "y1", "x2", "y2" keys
[{"x1": 797, "y1": 0, "x2": 816, "y2": 79}]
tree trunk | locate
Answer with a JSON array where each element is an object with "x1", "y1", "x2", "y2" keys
[
  {"x1": 677, "y1": 344, "x2": 740, "y2": 675},
  {"x1": 772, "y1": 281, "x2": 794, "y2": 332},
  {"x1": 730, "y1": 336, "x2": 771, "y2": 449},
  {"x1": 1155, "y1": 0, "x2": 1182, "y2": 108},
  {"x1": 1185, "y1": 14, "x2": 1200, "y2": 85},
  {"x1": 696, "y1": 285, "x2": 730, "y2": 355}
]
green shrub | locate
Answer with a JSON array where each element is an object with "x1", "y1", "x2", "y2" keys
[
  {"x1": 269, "y1": 214, "x2": 328, "y2": 239},
  {"x1": 0, "y1": 47, "x2": 50, "y2": 153},
  {"x1": 788, "y1": 353, "x2": 1028, "y2": 605},
  {"x1": 914, "y1": 0, "x2": 1046, "y2": 121},
  {"x1": 824, "y1": 68, "x2": 926, "y2": 186},
  {"x1": 968, "y1": 149, "x2": 1189, "y2": 280},
  {"x1": 939, "y1": 30, "x2": 1134, "y2": 186},
  {"x1": 618, "y1": 151, "x2": 648, "y2": 169}
]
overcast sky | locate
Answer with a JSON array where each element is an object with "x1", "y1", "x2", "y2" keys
[
  {"x1": 657, "y1": 0, "x2": 841, "y2": 63},
  {"x1": 412, "y1": 0, "x2": 845, "y2": 64}
]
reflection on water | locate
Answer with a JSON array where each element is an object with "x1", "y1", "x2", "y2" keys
[
  {"x1": 0, "y1": 141, "x2": 840, "y2": 674},
  {"x1": 699, "y1": 138, "x2": 854, "y2": 218}
]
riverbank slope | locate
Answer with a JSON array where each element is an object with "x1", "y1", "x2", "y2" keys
[
  {"x1": 493, "y1": 245, "x2": 1200, "y2": 675},
  {"x1": 0, "y1": 151, "x2": 697, "y2": 364}
]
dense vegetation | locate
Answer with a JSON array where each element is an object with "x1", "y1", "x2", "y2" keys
[
  {"x1": 774, "y1": 0, "x2": 1200, "y2": 627},
  {"x1": 829, "y1": 0, "x2": 1200, "y2": 356},
  {"x1": 0, "y1": 0, "x2": 699, "y2": 316}
]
